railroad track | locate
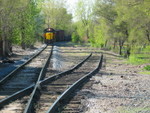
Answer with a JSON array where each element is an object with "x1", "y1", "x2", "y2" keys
[
  {"x1": 25, "y1": 54, "x2": 93, "y2": 113},
  {"x1": 0, "y1": 45, "x2": 52, "y2": 100},
  {"x1": 23, "y1": 53, "x2": 102, "y2": 113},
  {"x1": 0, "y1": 44, "x2": 103, "y2": 113},
  {"x1": 55, "y1": 76, "x2": 98, "y2": 113},
  {"x1": 47, "y1": 54, "x2": 103, "y2": 113}
]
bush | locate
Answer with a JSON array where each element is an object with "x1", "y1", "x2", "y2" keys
[
  {"x1": 144, "y1": 65, "x2": 150, "y2": 71},
  {"x1": 71, "y1": 32, "x2": 80, "y2": 43}
]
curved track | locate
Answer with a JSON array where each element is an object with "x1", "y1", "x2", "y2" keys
[{"x1": 47, "y1": 54, "x2": 103, "y2": 113}]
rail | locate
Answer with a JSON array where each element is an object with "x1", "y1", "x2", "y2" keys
[
  {"x1": 0, "y1": 45, "x2": 47, "y2": 86},
  {"x1": 23, "y1": 45, "x2": 54, "y2": 113},
  {"x1": 0, "y1": 45, "x2": 51, "y2": 109},
  {"x1": 23, "y1": 53, "x2": 92, "y2": 113},
  {"x1": 47, "y1": 54, "x2": 103, "y2": 113},
  {"x1": 0, "y1": 52, "x2": 93, "y2": 112}
]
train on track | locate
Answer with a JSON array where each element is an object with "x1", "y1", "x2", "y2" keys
[{"x1": 43, "y1": 28, "x2": 65, "y2": 44}]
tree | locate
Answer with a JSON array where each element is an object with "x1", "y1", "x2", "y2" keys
[
  {"x1": 41, "y1": 0, "x2": 72, "y2": 34},
  {"x1": 0, "y1": 0, "x2": 19, "y2": 57},
  {"x1": 114, "y1": 0, "x2": 150, "y2": 56},
  {"x1": 0, "y1": 0, "x2": 42, "y2": 57},
  {"x1": 74, "y1": 0, "x2": 94, "y2": 42},
  {"x1": 93, "y1": 0, "x2": 118, "y2": 48},
  {"x1": 19, "y1": 1, "x2": 41, "y2": 49}
]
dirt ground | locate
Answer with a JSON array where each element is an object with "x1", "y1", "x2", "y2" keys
[{"x1": 82, "y1": 52, "x2": 150, "y2": 113}]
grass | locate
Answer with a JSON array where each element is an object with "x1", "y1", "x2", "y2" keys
[
  {"x1": 128, "y1": 54, "x2": 150, "y2": 65},
  {"x1": 144, "y1": 65, "x2": 150, "y2": 71},
  {"x1": 139, "y1": 71, "x2": 150, "y2": 75},
  {"x1": 127, "y1": 46, "x2": 150, "y2": 65},
  {"x1": 139, "y1": 65, "x2": 150, "y2": 75}
]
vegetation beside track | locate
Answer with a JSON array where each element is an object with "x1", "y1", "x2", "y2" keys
[{"x1": 72, "y1": 0, "x2": 150, "y2": 65}]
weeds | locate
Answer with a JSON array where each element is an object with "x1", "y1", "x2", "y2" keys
[{"x1": 144, "y1": 65, "x2": 150, "y2": 71}]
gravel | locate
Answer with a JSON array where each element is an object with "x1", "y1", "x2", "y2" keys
[
  {"x1": 0, "y1": 44, "x2": 46, "y2": 80},
  {"x1": 82, "y1": 52, "x2": 150, "y2": 113}
]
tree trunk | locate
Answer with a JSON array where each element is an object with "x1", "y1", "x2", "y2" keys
[
  {"x1": 126, "y1": 46, "x2": 131, "y2": 58},
  {"x1": 21, "y1": 34, "x2": 26, "y2": 50},
  {"x1": 113, "y1": 39, "x2": 117, "y2": 49},
  {"x1": 146, "y1": 30, "x2": 150, "y2": 42},
  {"x1": 2, "y1": 29, "x2": 6, "y2": 58},
  {"x1": 104, "y1": 40, "x2": 108, "y2": 47},
  {"x1": 1, "y1": 32, "x2": 12, "y2": 58},
  {"x1": 86, "y1": 28, "x2": 89, "y2": 39},
  {"x1": 119, "y1": 40, "x2": 124, "y2": 55},
  {"x1": 21, "y1": 27, "x2": 26, "y2": 49},
  {"x1": 0, "y1": 40, "x2": 2, "y2": 57},
  {"x1": 119, "y1": 45, "x2": 122, "y2": 55},
  {"x1": 2, "y1": 29, "x2": 12, "y2": 57}
]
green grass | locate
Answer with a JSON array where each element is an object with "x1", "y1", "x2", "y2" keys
[
  {"x1": 139, "y1": 65, "x2": 150, "y2": 75},
  {"x1": 127, "y1": 46, "x2": 150, "y2": 65},
  {"x1": 144, "y1": 65, "x2": 150, "y2": 71},
  {"x1": 128, "y1": 54, "x2": 150, "y2": 65},
  {"x1": 139, "y1": 71, "x2": 150, "y2": 75}
]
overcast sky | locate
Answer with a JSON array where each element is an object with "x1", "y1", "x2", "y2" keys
[
  {"x1": 66, "y1": 0, "x2": 95, "y2": 21},
  {"x1": 66, "y1": 0, "x2": 78, "y2": 14}
]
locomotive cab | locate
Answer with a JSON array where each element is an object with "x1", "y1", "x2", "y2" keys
[{"x1": 44, "y1": 28, "x2": 55, "y2": 44}]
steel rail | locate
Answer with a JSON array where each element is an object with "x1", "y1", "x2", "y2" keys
[
  {"x1": 40, "y1": 53, "x2": 92, "y2": 86},
  {"x1": 23, "y1": 45, "x2": 54, "y2": 113},
  {"x1": 0, "y1": 45, "x2": 51, "y2": 110},
  {"x1": 0, "y1": 84, "x2": 34, "y2": 109},
  {"x1": 0, "y1": 45, "x2": 47, "y2": 86},
  {"x1": 23, "y1": 53, "x2": 92, "y2": 113},
  {"x1": 0, "y1": 52, "x2": 92, "y2": 112},
  {"x1": 37, "y1": 45, "x2": 54, "y2": 82},
  {"x1": 46, "y1": 54, "x2": 103, "y2": 113}
]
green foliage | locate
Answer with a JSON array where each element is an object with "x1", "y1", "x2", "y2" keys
[
  {"x1": 128, "y1": 54, "x2": 146, "y2": 64},
  {"x1": 90, "y1": 25, "x2": 105, "y2": 47},
  {"x1": 41, "y1": 0, "x2": 72, "y2": 36},
  {"x1": 90, "y1": 0, "x2": 150, "y2": 57},
  {"x1": 0, "y1": 0, "x2": 43, "y2": 50},
  {"x1": 76, "y1": 22, "x2": 86, "y2": 42},
  {"x1": 18, "y1": 1, "x2": 41, "y2": 48},
  {"x1": 144, "y1": 65, "x2": 150, "y2": 71},
  {"x1": 128, "y1": 46, "x2": 150, "y2": 64},
  {"x1": 11, "y1": 28, "x2": 21, "y2": 44},
  {"x1": 71, "y1": 32, "x2": 80, "y2": 43},
  {"x1": 73, "y1": 0, "x2": 94, "y2": 42}
]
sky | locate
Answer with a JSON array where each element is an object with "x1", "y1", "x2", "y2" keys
[
  {"x1": 66, "y1": 0, "x2": 79, "y2": 21},
  {"x1": 66, "y1": 0, "x2": 78, "y2": 13},
  {"x1": 66, "y1": 0, "x2": 95, "y2": 13},
  {"x1": 66, "y1": 0, "x2": 95, "y2": 21}
]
